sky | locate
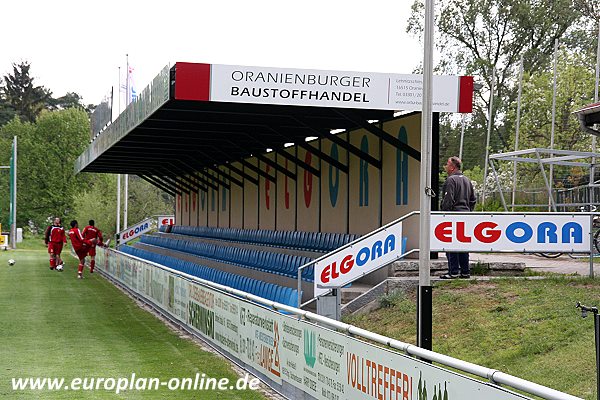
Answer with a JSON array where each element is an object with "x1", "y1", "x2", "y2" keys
[{"x1": 1, "y1": 0, "x2": 424, "y2": 109}]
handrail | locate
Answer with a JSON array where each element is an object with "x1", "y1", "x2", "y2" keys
[
  {"x1": 298, "y1": 210, "x2": 598, "y2": 306},
  {"x1": 297, "y1": 210, "x2": 419, "y2": 307},
  {"x1": 104, "y1": 247, "x2": 581, "y2": 400}
]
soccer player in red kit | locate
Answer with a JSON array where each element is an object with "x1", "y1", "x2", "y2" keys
[
  {"x1": 44, "y1": 217, "x2": 67, "y2": 270},
  {"x1": 82, "y1": 220, "x2": 103, "y2": 273},
  {"x1": 68, "y1": 220, "x2": 96, "y2": 279}
]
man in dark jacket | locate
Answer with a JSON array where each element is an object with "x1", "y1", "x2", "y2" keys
[{"x1": 440, "y1": 156, "x2": 476, "y2": 279}]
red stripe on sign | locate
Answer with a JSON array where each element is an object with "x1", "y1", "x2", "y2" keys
[
  {"x1": 175, "y1": 62, "x2": 211, "y2": 101},
  {"x1": 458, "y1": 76, "x2": 474, "y2": 113}
]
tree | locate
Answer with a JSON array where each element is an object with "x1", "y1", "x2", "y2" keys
[
  {"x1": 2, "y1": 62, "x2": 53, "y2": 123},
  {"x1": 0, "y1": 108, "x2": 92, "y2": 229},
  {"x1": 0, "y1": 77, "x2": 16, "y2": 127},
  {"x1": 72, "y1": 175, "x2": 174, "y2": 239},
  {"x1": 407, "y1": 0, "x2": 592, "y2": 172}
]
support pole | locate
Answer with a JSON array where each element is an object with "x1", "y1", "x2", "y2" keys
[
  {"x1": 549, "y1": 39, "x2": 559, "y2": 211},
  {"x1": 116, "y1": 174, "x2": 121, "y2": 236},
  {"x1": 590, "y1": 22, "x2": 600, "y2": 214},
  {"x1": 124, "y1": 174, "x2": 129, "y2": 229},
  {"x1": 10, "y1": 136, "x2": 16, "y2": 249},
  {"x1": 512, "y1": 56, "x2": 524, "y2": 211},
  {"x1": 459, "y1": 114, "x2": 465, "y2": 160},
  {"x1": 418, "y1": 0, "x2": 435, "y2": 352},
  {"x1": 489, "y1": 159, "x2": 508, "y2": 211},
  {"x1": 482, "y1": 67, "x2": 496, "y2": 210}
]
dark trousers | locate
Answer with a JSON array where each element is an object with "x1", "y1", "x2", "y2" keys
[{"x1": 446, "y1": 252, "x2": 470, "y2": 275}]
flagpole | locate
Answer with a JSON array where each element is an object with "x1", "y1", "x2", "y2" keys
[
  {"x1": 124, "y1": 54, "x2": 129, "y2": 229},
  {"x1": 116, "y1": 66, "x2": 121, "y2": 236}
]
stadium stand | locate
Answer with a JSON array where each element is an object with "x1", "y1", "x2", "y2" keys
[
  {"x1": 120, "y1": 245, "x2": 300, "y2": 308},
  {"x1": 160, "y1": 224, "x2": 360, "y2": 253},
  {"x1": 124, "y1": 226, "x2": 367, "y2": 306},
  {"x1": 129, "y1": 226, "x2": 408, "y2": 306}
]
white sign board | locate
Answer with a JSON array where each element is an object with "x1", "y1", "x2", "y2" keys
[
  {"x1": 208, "y1": 64, "x2": 472, "y2": 113},
  {"x1": 117, "y1": 218, "x2": 154, "y2": 245},
  {"x1": 157, "y1": 215, "x2": 175, "y2": 227},
  {"x1": 95, "y1": 248, "x2": 539, "y2": 400},
  {"x1": 431, "y1": 213, "x2": 590, "y2": 252},
  {"x1": 314, "y1": 224, "x2": 402, "y2": 297}
]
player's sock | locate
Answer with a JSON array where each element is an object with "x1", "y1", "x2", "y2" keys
[
  {"x1": 90, "y1": 260, "x2": 95, "y2": 273},
  {"x1": 49, "y1": 258, "x2": 56, "y2": 269},
  {"x1": 78, "y1": 264, "x2": 84, "y2": 275}
]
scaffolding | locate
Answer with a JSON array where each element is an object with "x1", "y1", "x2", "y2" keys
[{"x1": 486, "y1": 148, "x2": 600, "y2": 212}]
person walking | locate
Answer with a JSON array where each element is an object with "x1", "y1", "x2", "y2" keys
[
  {"x1": 44, "y1": 217, "x2": 67, "y2": 271},
  {"x1": 82, "y1": 220, "x2": 104, "y2": 273},
  {"x1": 440, "y1": 156, "x2": 476, "y2": 279},
  {"x1": 68, "y1": 220, "x2": 96, "y2": 279}
]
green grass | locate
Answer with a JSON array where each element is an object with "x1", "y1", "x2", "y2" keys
[
  {"x1": 0, "y1": 245, "x2": 266, "y2": 399},
  {"x1": 344, "y1": 277, "x2": 600, "y2": 400}
]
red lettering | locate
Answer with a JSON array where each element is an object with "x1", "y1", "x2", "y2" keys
[
  {"x1": 303, "y1": 152, "x2": 312, "y2": 208},
  {"x1": 331, "y1": 261, "x2": 339, "y2": 279},
  {"x1": 377, "y1": 363, "x2": 383, "y2": 400},
  {"x1": 456, "y1": 221, "x2": 472, "y2": 242},
  {"x1": 320, "y1": 265, "x2": 331, "y2": 284},
  {"x1": 474, "y1": 222, "x2": 501, "y2": 243},
  {"x1": 434, "y1": 222, "x2": 452, "y2": 242},
  {"x1": 340, "y1": 255, "x2": 354, "y2": 274},
  {"x1": 383, "y1": 367, "x2": 389, "y2": 399},
  {"x1": 390, "y1": 369, "x2": 396, "y2": 400},
  {"x1": 402, "y1": 375, "x2": 410, "y2": 400},
  {"x1": 371, "y1": 359, "x2": 377, "y2": 396},
  {"x1": 347, "y1": 353, "x2": 355, "y2": 386}
]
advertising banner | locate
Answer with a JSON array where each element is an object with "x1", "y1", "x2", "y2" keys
[
  {"x1": 157, "y1": 215, "x2": 175, "y2": 227},
  {"x1": 117, "y1": 217, "x2": 154, "y2": 245},
  {"x1": 431, "y1": 213, "x2": 590, "y2": 252},
  {"x1": 96, "y1": 248, "x2": 540, "y2": 400},
  {"x1": 175, "y1": 63, "x2": 473, "y2": 113},
  {"x1": 314, "y1": 223, "x2": 402, "y2": 297}
]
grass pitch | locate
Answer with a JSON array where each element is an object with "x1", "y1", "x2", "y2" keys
[{"x1": 0, "y1": 244, "x2": 266, "y2": 399}]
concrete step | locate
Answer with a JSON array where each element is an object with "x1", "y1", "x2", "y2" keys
[
  {"x1": 391, "y1": 259, "x2": 525, "y2": 277},
  {"x1": 341, "y1": 283, "x2": 373, "y2": 303}
]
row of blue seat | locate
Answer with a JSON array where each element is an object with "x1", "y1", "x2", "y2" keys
[
  {"x1": 141, "y1": 235, "x2": 315, "y2": 281},
  {"x1": 119, "y1": 245, "x2": 299, "y2": 308},
  {"x1": 161, "y1": 225, "x2": 359, "y2": 252}
]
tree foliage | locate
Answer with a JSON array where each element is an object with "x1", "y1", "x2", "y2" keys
[
  {"x1": 408, "y1": 0, "x2": 599, "y2": 189},
  {"x1": 0, "y1": 108, "x2": 92, "y2": 228},
  {"x1": 0, "y1": 62, "x2": 92, "y2": 129},
  {"x1": 72, "y1": 175, "x2": 173, "y2": 239},
  {"x1": 1, "y1": 62, "x2": 53, "y2": 123}
]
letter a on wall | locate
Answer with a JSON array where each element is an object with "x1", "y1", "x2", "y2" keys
[
  {"x1": 359, "y1": 135, "x2": 369, "y2": 207},
  {"x1": 396, "y1": 127, "x2": 409, "y2": 205}
]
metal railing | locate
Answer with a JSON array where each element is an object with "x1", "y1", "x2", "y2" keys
[
  {"x1": 103, "y1": 247, "x2": 582, "y2": 400},
  {"x1": 298, "y1": 211, "x2": 597, "y2": 307},
  {"x1": 296, "y1": 211, "x2": 419, "y2": 308}
]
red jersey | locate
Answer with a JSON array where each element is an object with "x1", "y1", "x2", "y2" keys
[
  {"x1": 68, "y1": 228, "x2": 93, "y2": 252},
  {"x1": 45, "y1": 225, "x2": 67, "y2": 244},
  {"x1": 82, "y1": 226, "x2": 103, "y2": 245}
]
